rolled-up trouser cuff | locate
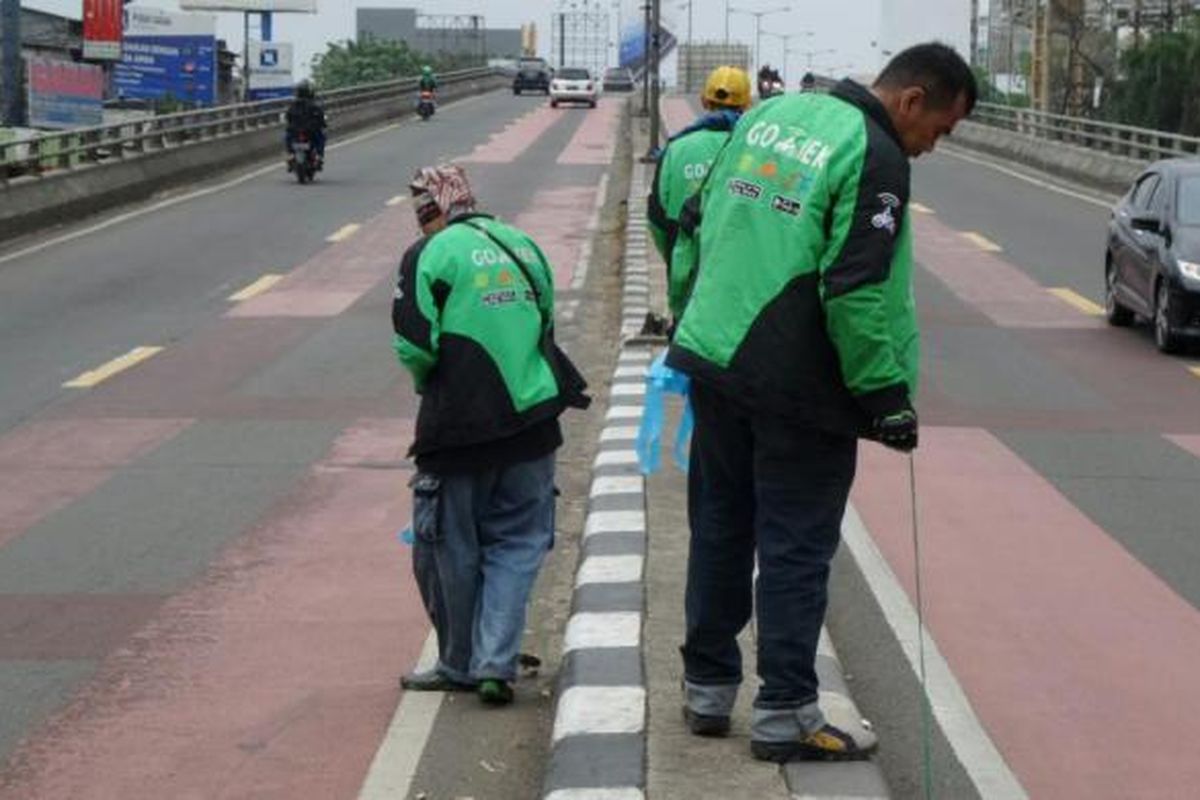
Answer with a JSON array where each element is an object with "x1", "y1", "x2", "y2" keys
[
  {"x1": 683, "y1": 679, "x2": 740, "y2": 717},
  {"x1": 750, "y1": 701, "x2": 827, "y2": 741}
]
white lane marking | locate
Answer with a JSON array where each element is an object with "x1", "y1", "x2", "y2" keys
[
  {"x1": 576, "y1": 554, "x2": 644, "y2": 586},
  {"x1": 545, "y1": 789, "x2": 645, "y2": 800},
  {"x1": 600, "y1": 425, "x2": 640, "y2": 442},
  {"x1": 563, "y1": 612, "x2": 642, "y2": 652},
  {"x1": 326, "y1": 223, "x2": 362, "y2": 243},
  {"x1": 385, "y1": 195, "x2": 407, "y2": 207},
  {"x1": 842, "y1": 504, "x2": 1029, "y2": 799},
  {"x1": 939, "y1": 144, "x2": 1117, "y2": 210},
  {"x1": 612, "y1": 365, "x2": 646, "y2": 379},
  {"x1": 617, "y1": 350, "x2": 652, "y2": 363},
  {"x1": 553, "y1": 685, "x2": 646, "y2": 741},
  {"x1": 584, "y1": 509, "x2": 645, "y2": 537},
  {"x1": 356, "y1": 630, "x2": 443, "y2": 800},
  {"x1": 911, "y1": 201, "x2": 935, "y2": 214},
  {"x1": 605, "y1": 405, "x2": 644, "y2": 422},
  {"x1": 0, "y1": 91, "x2": 492, "y2": 266},
  {"x1": 594, "y1": 449, "x2": 640, "y2": 468},
  {"x1": 590, "y1": 475, "x2": 643, "y2": 497},
  {"x1": 611, "y1": 382, "x2": 646, "y2": 397},
  {"x1": 962, "y1": 231, "x2": 1003, "y2": 252}
]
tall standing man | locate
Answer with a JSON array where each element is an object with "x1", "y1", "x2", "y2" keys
[
  {"x1": 647, "y1": 65, "x2": 752, "y2": 319},
  {"x1": 666, "y1": 44, "x2": 976, "y2": 761},
  {"x1": 392, "y1": 165, "x2": 587, "y2": 705}
]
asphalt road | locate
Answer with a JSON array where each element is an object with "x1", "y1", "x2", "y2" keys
[{"x1": 0, "y1": 90, "x2": 619, "y2": 798}]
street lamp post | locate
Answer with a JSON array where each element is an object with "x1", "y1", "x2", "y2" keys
[
  {"x1": 799, "y1": 47, "x2": 836, "y2": 72},
  {"x1": 729, "y1": 6, "x2": 791, "y2": 80},
  {"x1": 762, "y1": 29, "x2": 811, "y2": 84}
]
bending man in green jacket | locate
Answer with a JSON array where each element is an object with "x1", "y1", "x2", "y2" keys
[
  {"x1": 648, "y1": 65, "x2": 752, "y2": 319},
  {"x1": 392, "y1": 164, "x2": 586, "y2": 705},
  {"x1": 667, "y1": 44, "x2": 975, "y2": 761}
]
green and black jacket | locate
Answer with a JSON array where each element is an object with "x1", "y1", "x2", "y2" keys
[
  {"x1": 392, "y1": 214, "x2": 566, "y2": 473},
  {"x1": 647, "y1": 110, "x2": 740, "y2": 317},
  {"x1": 666, "y1": 80, "x2": 918, "y2": 436}
]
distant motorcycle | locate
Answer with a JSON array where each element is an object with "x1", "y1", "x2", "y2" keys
[
  {"x1": 417, "y1": 89, "x2": 436, "y2": 121},
  {"x1": 759, "y1": 79, "x2": 784, "y2": 99},
  {"x1": 289, "y1": 132, "x2": 319, "y2": 184}
]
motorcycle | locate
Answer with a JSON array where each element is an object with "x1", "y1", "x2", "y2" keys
[
  {"x1": 289, "y1": 131, "x2": 319, "y2": 184},
  {"x1": 417, "y1": 89, "x2": 436, "y2": 121},
  {"x1": 759, "y1": 79, "x2": 785, "y2": 99}
]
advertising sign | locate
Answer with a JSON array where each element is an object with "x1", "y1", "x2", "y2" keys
[
  {"x1": 113, "y1": 6, "x2": 218, "y2": 106},
  {"x1": 179, "y1": 0, "x2": 317, "y2": 12},
  {"x1": 83, "y1": 0, "x2": 124, "y2": 60},
  {"x1": 25, "y1": 57, "x2": 105, "y2": 129},
  {"x1": 247, "y1": 41, "x2": 294, "y2": 101}
]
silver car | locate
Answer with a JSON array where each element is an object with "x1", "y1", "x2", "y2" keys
[{"x1": 550, "y1": 67, "x2": 597, "y2": 109}]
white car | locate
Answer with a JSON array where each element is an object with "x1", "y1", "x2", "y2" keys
[{"x1": 550, "y1": 67, "x2": 598, "y2": 108}]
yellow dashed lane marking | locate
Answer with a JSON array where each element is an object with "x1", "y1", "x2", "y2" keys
[
  {"x1": 1189, "y1": 366, "x2": 1200, "y2": 379},
  {"x1": 962, "y1": 231, "x2": 1003, "y2": 252},
  {"x1": 64, "y1": 346, "x2": 163, "y2": 388},
  {"x1": 910, "y1": 202, "x2": 935, "y2": 214},
  {"x1": 386, "y1": 195, "x2": 407, "y2": 207},
  {"x1": 1048, "y1": 287, "x2": 1104, "y2": 316},
  {"x1": 228, "y1": 273, "x2": 284, "y2": 302},
  {"x1": 327, "y1": 223, "x2": 362, "y2": 243}
]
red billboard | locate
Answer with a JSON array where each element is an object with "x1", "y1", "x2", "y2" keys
[{"x1": 83, "y1": 0, "x2": 123, "y2": 61}]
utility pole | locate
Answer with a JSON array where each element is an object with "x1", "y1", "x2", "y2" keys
[
  {"x1": 725, "y1": 0, "x2": 731, "y2": 44},
  {"x1": 646, "y1": 0, "x2": 661, "y2": 158},
  {"x1": 640, "y1": 1, "x2": 650, "y2": 115},
  {"x1": 970, "y1": 0, "x2": 980, "y2": 67},
  {"x1": 1, "y1": 0, "x2": 22, "y2": 126}
]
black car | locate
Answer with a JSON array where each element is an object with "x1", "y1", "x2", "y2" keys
[
  {"x1": 1105, "y1": 159, "x2": 1200, "y2": 353},
  {"x1": 513, "y1": 57, "x2": 552, "y2": 95},
  {"x1": 602, "y1": 67, "x2": 635, "y2": 93}
]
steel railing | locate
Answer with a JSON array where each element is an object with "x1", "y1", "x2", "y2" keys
[
  {"x1": 0, "y1": 67, "x2": 498, "y2": 182},
  {"x1": 971, "y1": 102, "x2": 1200, "y2": 163}
]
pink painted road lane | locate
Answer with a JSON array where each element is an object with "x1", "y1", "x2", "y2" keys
[
  {"x1": 1166, "y1": 434, "x2": 1200, "y2": 461},
  {"x1": 660, "y1": 96, "x2": 698, "y2": 136},
  {"x1": 914, "y1": 214, "x2": 1106, "y2": 330},
  {"x1": 229, "y1": 205, "x2": 419, "y2": 319},
  {"x1": 460, "y1": 104, "x2": 564, "y2": 164},
  {"x1": 0, "y1": 418, "x2": 191, "y2": 548},
  {"x1": 557, "y1": 98, "x2": 622, "y2": 165},
  {"x1": 853, "y1": 429, "x2": 1200, "y2": 800},
  {"x1": 515, "y1": 184, "x2": 603, "y2": 288},
  {"x1": 0, "y1": 419, "x2": 424, "y2": 800}
]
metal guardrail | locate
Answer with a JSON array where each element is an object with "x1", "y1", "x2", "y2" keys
[
  {"x1": 972, "y1": 102, "x2": 1200, "y2": 163},
  {"x1": 0, "y1": 67, "x2": 497, "y2": 183}
]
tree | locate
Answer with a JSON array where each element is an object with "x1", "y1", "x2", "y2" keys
[
  {"x1": 1103, "y1": 17, "x2": 1200, "y2": 135},
  {"x1": 310, "y1": 37, "x2": 483, "y2": 91}
]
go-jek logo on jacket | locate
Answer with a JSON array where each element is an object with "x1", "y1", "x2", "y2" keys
[{"x1": 871, "y1": 192, "x2": 901, "y2": 235}]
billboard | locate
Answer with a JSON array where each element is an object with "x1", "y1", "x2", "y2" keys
[
  {"x1": 113, "y1": 6, "x2": 218, "y2": 106},
  {"x1": 179, "y1": 0, "x2": 317, "y2": 12},
  {"x1": 619, "y1": 19, "x2": 676, "y2": 76},
  {"x1": 247, "y1": 42, "x2": 294, "y2": 101},
  {"x1": 83, "y1": 0, "x2": 124, "y2": 61},
  {"x1": 25, "y1": 57, "x2": 105, "y2": 129}
]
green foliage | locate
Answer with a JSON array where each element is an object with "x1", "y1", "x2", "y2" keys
[
  {"x1": 310, "y1": 37, "x2": 483, "y2": 91},
  {"x1": 1103, "y1": 18, "x2": 1200, "y2": 135}
]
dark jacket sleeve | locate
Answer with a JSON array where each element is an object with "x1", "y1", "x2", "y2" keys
[{"x1": 392, "y1": 238, "x2": 439, "y2": 390}]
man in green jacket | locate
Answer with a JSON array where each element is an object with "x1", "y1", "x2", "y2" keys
[
  {"x1": 648, "y1": 65, "x2": 752, "y2": 319},
  {"x1": 667, "y1": 44, "x2": 975, "y2": 761},
  {"x1": 392, "y1": 164, "x2": 585, "y2": 705}
]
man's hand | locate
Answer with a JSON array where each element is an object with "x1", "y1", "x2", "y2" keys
[{"x1": 873, "y1": 408, "x2": 918, "y2": 452}]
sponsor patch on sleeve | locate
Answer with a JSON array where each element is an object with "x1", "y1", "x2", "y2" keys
[
  {"x1": 771, "y1": 195, "x2": 803, "y2": 217},
  {"x1": 727, "y1": 178, "x2": 763, "y2": 200}
]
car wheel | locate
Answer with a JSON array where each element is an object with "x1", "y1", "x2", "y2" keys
[
  {"x1": 589, "y1": 100, "x2": 597, "y2": 108},
  {"x1": 1154, "y1": 279, "x2": 1182, "y2": 354},
  {"x1": 513, "y1": 88, "x2": 521, "y2": 95},
  {"x1": 1104, "y1": 258, "x2": 1134, "y2": 327},
  {"x1": 550, "y1": 99, "x2": 558, "y2": 108}
]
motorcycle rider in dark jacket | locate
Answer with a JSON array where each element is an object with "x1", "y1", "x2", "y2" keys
[{"x1": 285, "y1": 80, "x2": 327, "y2": 171}]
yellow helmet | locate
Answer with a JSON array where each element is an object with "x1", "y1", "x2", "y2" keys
[{"x1": 702, "y1": 66, "x2": 752, "y2": 110}]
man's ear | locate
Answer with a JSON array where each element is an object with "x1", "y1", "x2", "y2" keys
[{"x1": 898, "y1": 86, "x2": 926, "y2": 117}]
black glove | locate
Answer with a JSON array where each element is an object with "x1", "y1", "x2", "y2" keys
[{"x1": 873, "y1": 408, "x2": 918, "y2": 452}]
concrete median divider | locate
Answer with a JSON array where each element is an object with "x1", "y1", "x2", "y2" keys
[{"x1": 0, "y1": 72, "x2": 506, "y2": 244}]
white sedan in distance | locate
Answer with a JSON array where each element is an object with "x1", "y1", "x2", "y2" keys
[{"x1": 550, "y1": 67, "x2": 598, "y2": 109}]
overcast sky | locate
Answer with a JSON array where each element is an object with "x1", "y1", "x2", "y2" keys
[{"x1": 24, "y1": 0, "x2": 975, "y2": 81}]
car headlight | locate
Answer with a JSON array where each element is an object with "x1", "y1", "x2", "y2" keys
[{"x1": 1180, "y1": 259, "x2": 1200, "y2": 282}]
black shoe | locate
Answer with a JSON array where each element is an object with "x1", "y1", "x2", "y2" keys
[
  {"x1": 751, "y1": 723, "x2": 878, "y2": 763},
  {"x1": 683, "y1": 706, "x2": 731, "y2": 737},
  {"x1": 315, "y1": 158, "x2": 324, "y2": 172},
  {"x1": 285, "y1": 158, "x2": 294, "y2": 173},
  {"x1": 478, "y1": 678, "x2": 514, "y2": 706},
  {"x1": 400, "y1": 669, "x2": 475, "y2": 692}
]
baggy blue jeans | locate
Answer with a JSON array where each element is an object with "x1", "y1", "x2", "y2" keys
[
  {"x1": 681, "y1": 381, "x2": 857, "y2": 724},
  {"x1": 411, "y1": 452, "x2": 555, "y2": 683}
]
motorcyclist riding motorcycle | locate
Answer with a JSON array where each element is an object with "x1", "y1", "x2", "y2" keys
[
  {"x1": 418, "y1": 65, "x2": 438, "y2": 93},
  {"x1": 757, "y1": 64, "x2": 784, "y2": 99},
  {"x1": 285, "y1": 80, "x2": 327, "y2": 172},
  {"x1": 416, "y1": 65, "x2": 438, "y2": 119}
]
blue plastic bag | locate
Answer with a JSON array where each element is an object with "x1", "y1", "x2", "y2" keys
[{"x1": 636, "y1": 351, "x2": 693, "y2": 474}]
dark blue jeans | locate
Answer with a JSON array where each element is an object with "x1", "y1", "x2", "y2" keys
[
  {"x1": 682, "y1": 381, "x2": 857, "y2": 709},
  {"x1": 411, "y1": 453, "x2": 555, "y2": 683}
]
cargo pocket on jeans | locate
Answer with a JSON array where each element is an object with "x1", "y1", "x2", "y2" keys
[{"x1": 409, "y1": 472, "x2": 442, "y2": 544}]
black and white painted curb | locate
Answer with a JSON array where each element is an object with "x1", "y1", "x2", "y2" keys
[{"x1": 542, "y1": 165, "x2": 652, "y2": 800}]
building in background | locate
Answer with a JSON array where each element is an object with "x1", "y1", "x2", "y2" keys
[
  {"x1": 551, "y1": 7, "x2": 608, "y2": 73},
  {"x1": 676, "y1": 43, "x2": 750, "y2": 93},
  {"x1": 356, "y1": 8, "x2": 524, "y2": 61}
]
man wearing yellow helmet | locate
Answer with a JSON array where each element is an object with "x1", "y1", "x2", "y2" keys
[{"x1": 647, "y1": 65, "x2": 752, "y2": 319}]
